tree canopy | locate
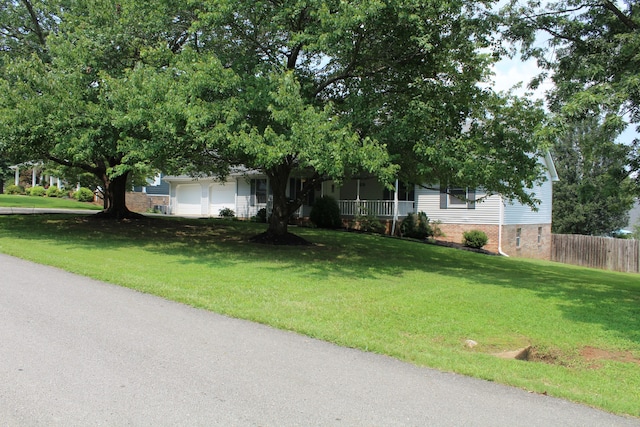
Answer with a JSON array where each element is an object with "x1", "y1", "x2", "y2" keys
[
  {"x1": 165, "y1": 0, "x2": 550, "y2": 239},
  {"x1": 552, "y1": 117, "x2": 635, "y2": 235},
  {"x1": 0, "y1": 0, "x2": 551, "y2": 239}
]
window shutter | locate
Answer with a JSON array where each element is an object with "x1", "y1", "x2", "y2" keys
[
  {"x1": 467, "y1": 188, "x2": 476, "y2": 210},
  {"x1": 440, "y1": 187, "x2": 448, "y2": 209},
  {"x1": 250, "y1": 180, "x2": 256, "y2": 206}
]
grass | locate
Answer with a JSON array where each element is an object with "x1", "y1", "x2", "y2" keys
[
  {"x1": 0, "y1": 214, "x2": 639, "y2": 417},
  {"x1": 0, "y1": 194, "x2": 102, "y2": 210}
]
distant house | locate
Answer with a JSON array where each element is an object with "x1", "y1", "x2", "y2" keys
[
  {"x1": 163, "y1": 154, "x2": 558, "y2": 260},
  {"x1": 126, "y1": 174, "x2": 170, "y2": 213}
]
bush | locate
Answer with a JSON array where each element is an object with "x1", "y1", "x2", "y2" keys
[
  {"x1": 28, "y1": 186, "x2": 46, "y2": 197},
  {"x1": 46, "y1": 185, "x2": 63, "y2": 198},
  {"x1": 310, "y1": 196, "x2": 341, "y2": 229},
  {"x1": 5, "y1": 184, "x2": 24, "y2": 195},
  {"x1": 400, "y1": 211, "x2": 433, "y2": 240},
  {"x1": 463, "y1": 230, "x2": 489, "y2": 249},
  {"x1": 219, "y1": 207, "x2": 235, "y2": 218},
  {"x1": 73, "y1": 187, "x2": 95, "y2": 202},
  {"x1": 252, "y1": 207, "x2": 268, "y2": 223},
  {"x1": 353, "y1": 212, "x2": 386, "y2": 234}
]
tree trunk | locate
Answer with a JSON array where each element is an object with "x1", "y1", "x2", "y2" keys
[
  {"x1": 96, "y1": 171, "x2": 138, "y2": 219},
  {"x1": 250, "y1": 164, "x2": 310, "y2": 245},
  {"x1": 267, "y1": 167, "x2": 292, "y2": 237}
]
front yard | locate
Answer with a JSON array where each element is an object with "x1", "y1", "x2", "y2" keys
[{"x1": 0, "y1": 214, "x2": 638, "y2": 417}]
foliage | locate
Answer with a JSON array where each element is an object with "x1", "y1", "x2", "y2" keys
[
  {"x1": 73, "y1": 187, "x2": 95, "y2": 203},
  {"x1": 552, "y1": 118, "x2": 635, "y2": 235},
  {"x1": 218, "y1": 207, "x2": 235, "y2": 219},
  {"x1": 45, "y1": 185, "x2": 62, "y2": 198},
  {"x1": 462, "y1": 230, "x2": 489, "y2": 249},
  {"x1": 253, "y1": 208, "x2": 268, "y2": 224},
  {"x1": 309, "y1": 196, "x2": 342, "y2": 229},
  {"x1": 166, "y1": 0, "x2": 550, "y2": 240},
  {"x1": 501, "y1": 0, "x2": 640, "y2": 181},
  {"x1": 5, "y1": 184, "x2": 24, "y2": 195},
  {"x1": 28, "y1": 186, "x2": 46, "y2": 197},
  {"x1": 1, "y1": 215, "x2": 639, "y2": 416},
  {"x1": 0, "y1": 0, "x2": 197, "y2": 218},
  {"x1": 353, "y1": 212, "x2": 386, "y2": 234},
  {"x1": 400, "y1": 211, "x2": 433, "y2": 240}
]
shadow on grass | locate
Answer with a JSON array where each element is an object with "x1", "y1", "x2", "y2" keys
[{"x1": 2, "y1": 214, "x2": 639, "y2": 345}]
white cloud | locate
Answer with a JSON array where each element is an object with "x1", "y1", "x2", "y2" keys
[{"x1": 489, "y1": 57, "x2": 552, "y2": 102}]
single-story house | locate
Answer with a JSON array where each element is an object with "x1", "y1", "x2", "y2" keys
[{"x1": 162, "y1": 154, "x2": 558, "y2": 259}]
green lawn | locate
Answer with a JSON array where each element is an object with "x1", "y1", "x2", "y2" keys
[
  {"x1": 0, "y1": 214, "x2": 638, "y2": 417},
  {"x1": 0, "y1": 194, "x2": 102, "y2": 210}
]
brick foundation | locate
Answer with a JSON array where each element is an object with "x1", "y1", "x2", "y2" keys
[
  {"x1": 501, "y1": 224, "x2": 551, "y2": 260},
  {"x1": 125, "y1": 192, "x2": 169, "y2": 213},
  {"x1": 433, "y1": 223, "x2": 500, "y2": 254}
]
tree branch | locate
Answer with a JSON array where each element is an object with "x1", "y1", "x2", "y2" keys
[
  {"x1": 20, "y1": 0, "x2": 46, "y2": 46},
  {"x1": 601, "y1": 0, "x2": 638, "y2": 30}
]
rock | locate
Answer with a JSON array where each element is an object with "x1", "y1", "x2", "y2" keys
[{"x1": 464, "y1": 339, "x2": 478, "y2": 348}]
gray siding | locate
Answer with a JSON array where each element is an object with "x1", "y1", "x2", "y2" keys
[
  {"x1": 503, "y1": 175, "x2": 553, "y2": 225},
  {"x1": 415, "y1": 185, "x2": 502, "y2": 225}
]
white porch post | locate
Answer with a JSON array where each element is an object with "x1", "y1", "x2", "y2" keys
[
  {"x1": 32, "y1": 168, "x2": 37, "y2": 187},
  {"x1": 356, "y1": 179, "x2": 360, "y2": 201},
  {"x1": 13, "y1": 166, "x2": 19, "y2": 186},
  {"x1": 391, "y1": 179, "x2": 399, "y2": 236}
]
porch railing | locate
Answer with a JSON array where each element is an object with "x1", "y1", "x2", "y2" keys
[{"x1": 338, "y1": 200, "x2": 415, "y2": 218}]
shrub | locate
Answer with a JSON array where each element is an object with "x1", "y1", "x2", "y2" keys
[
  {"x1": 353, "y1": 213, "x2": 386, "y2": 234},
  {"x1": 219, "y1": 207, "x2": 235, "y2": 218},
  {"x1": 5, "y1": 184, "x2": 24, "y2": 195},
  {"x1": 73, "y1": 187, "x2": 95, "y2": 202},
  {"x1": 46, "y1": 185, "x2": 63, "y2": 198},
  {"x1": 400, "y1": 211, "x2": 433, "y2": 239},
  {"x1": 463, "y1": 230, "x2": 489, "y2": 249},
  {"x1": 310, "y1": 196, "x2": 341, "y2": 229},
  {"x1": 28, "y1": 186, "x2": 46, "y2": 197},
  {"x1": 253, "y1": 207, "x2": 268, "y2": 223}
]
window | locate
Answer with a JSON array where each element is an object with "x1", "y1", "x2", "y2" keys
[
  {"x1": 250, "y1": 178, "x2": 267, "y2": 206},
  {"x1": 537, "y1": 227, "x2": 542, "y2": 244},
  {"x1": 516, "y1": 228, "x2": 522, "y2": 248},
  {"x1": 440, "y1": 187, "x2": 475, "y2": 209}
]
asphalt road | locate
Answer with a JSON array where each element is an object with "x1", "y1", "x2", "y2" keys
[{"x1": 1, "y1": 253, "x2": 638, "y2": 426}]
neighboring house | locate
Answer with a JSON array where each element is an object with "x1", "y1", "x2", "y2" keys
[
  {"x1": 9, "y1": 163, "x2": 63, "y2": 189},
  {"x1": 127, "y1": 173, "x2": 171, "y2": 213},
  {"x1": 164, "y1": 154, "x2": 558, "y2": 260}
]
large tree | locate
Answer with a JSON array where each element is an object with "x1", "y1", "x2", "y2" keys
[
  {"x1": 0, "y1": 0, "x2": 198, "y2": 218},
  {"x1": 167, "y1": 0, "x2": 549, "y2": 242},
  {"x1": 552, "y1": 117, "x2": 635, "y2": 235}
]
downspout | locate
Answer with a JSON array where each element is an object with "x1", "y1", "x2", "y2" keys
[{"x1": 498, "y1": 195, "x2": 509, "y2": 257}]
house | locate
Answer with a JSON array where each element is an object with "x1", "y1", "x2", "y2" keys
[
  {"x1": 126, "y1": 174, "x2": 171, "y2": 214},
  {"x1": 163, "y1": 154, "x2": 558, "y2": 260}
]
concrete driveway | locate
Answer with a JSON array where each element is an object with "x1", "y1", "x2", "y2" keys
[{"x1": 0, "y1": 253, "x2": 638, "y2": 426}]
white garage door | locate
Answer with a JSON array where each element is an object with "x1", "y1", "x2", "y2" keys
[
  {"x1": 175, "y1": 184, "x2": 202, "y2": 215},
  {"x1": 210, "y1": 182, "x2": 236, "y2": 216}
]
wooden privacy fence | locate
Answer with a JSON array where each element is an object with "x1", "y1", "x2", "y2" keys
[{"x1": 551, "y1": 234, "x2": 639, "y2": 273}]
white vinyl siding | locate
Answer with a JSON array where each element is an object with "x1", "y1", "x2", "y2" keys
[{"x1": 415, "y1": 185, "x2": 501, "y2": 225}]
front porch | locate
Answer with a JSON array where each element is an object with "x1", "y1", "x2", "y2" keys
[{"x1": 337, "y1": 200, "x2": 415, "y2": 218}]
